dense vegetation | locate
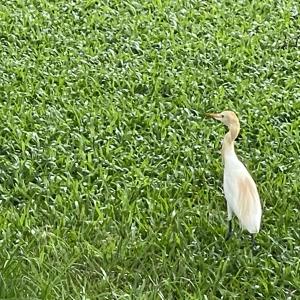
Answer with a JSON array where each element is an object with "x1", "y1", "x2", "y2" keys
[{"x1": 0, "y1": 0, "x2": 299, "y2": 298}]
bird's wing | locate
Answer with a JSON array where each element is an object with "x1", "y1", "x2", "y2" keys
[
  {"x1": 235, "y1": 174, "x2": 261, "y2": 233},
  {"x1": 224, "y1": 161, "x2": 261, "y2": 233}
]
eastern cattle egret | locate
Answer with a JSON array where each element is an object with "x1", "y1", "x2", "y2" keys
[{"x1": 206, "y1": 111, "x2": 262, "y2": 246}]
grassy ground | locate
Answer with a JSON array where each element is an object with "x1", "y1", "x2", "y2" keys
[{"x1": 0, "y1": 0, "x2": 299, "y2": 299}]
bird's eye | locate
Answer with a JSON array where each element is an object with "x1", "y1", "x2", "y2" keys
[{"x1": 221, "y1": 114, "x2": 224, "y2": 118}]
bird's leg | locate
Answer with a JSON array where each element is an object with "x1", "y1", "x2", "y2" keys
[
  {"x1": 251, "y1": 234, "x2": 257, "y2": 250},
  {"x1": 225, "y1": 220, "x2": 233, "y2": 241},
  {"x1": 225, "y1": 205, "x2": 233, "y2": 241}
]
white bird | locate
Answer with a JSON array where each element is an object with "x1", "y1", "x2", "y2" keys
[{"x1": 206, "y1": 111, "x2": 262, "y2": 245}]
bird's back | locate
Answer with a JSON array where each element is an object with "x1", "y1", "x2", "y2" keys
[{"x1": 223, "y1": 156, "x2": 262, "y2": 233}]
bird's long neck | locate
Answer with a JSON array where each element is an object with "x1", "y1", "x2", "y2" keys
[{"x1": 222, "y1": 123, "x2": 240, "y2": 160}]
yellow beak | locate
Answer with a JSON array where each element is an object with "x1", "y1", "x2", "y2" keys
[{"x1": 205, "y1": 112, "x2": 222, "y2": 120}]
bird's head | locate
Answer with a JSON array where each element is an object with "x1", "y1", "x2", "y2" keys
[{"x1": 206, "y1": 110, "x2": 240, "y2": 128}]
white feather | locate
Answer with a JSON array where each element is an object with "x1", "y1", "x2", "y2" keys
[{"x1": 223, "y1": 150, "x2": 262, "y2": 233}]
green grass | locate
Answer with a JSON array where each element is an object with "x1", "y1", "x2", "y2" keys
[{"x1": 0, "y1": 0, "x2": 299, "y2": 298}]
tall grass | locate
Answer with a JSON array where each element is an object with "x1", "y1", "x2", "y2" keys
[{"x1": 0, "y1": 0, "x2": 299, "y2": 298}]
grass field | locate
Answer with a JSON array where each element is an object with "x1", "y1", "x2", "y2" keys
[{"x1": 0, "y1": 0, "x2": 300, "y2": 299}]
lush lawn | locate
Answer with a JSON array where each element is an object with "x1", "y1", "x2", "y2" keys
[{"x1": 0, "y1": 0, "x2": 299, "y2": 298}]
